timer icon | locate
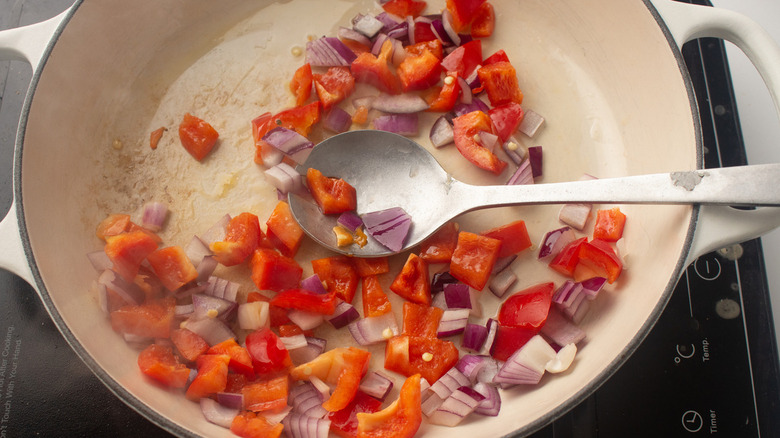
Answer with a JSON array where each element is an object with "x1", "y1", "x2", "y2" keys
[{"x1": 682, "y1": 410, "x2": 704, "y2": 432}]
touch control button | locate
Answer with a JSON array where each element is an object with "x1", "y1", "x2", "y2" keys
[
  {"x1": 694, "y1": 256, "x2": 721, "y2": 281},
  {"x1": 682, "y1": 410, "x2": 703, "y2": 433}
]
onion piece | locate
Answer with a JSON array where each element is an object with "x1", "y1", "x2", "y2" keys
[
  {"x1": 461, "y1": 324, "x2": 488, "y2": 352},
  {"x1": 289, "y1": 382, "x2": 328, "y2": 419},
  {"x1": 283, "y1": 412, "x2": 331, "y2": 438},
  {"x1": 452, "y1": 99, "x2": 490, "y2": 117},
  {"x1": 216, "y1": 392, "x2": 245, "y2": 410},
  {"x1": 289, "y1": 337, "x2": 327, "y2": 365},
  {"x1": 337, "y1": 211, "x2": 363, "y2": 232},
  {"x1": 348, "y1": 312, "x2": 399, "y2": 345},
  {"x1": 375, "y1": 12, "x2": 402, "y2": 31},
  {"x1": 361, "y1": 207, "x2": 412, "y2": 252},
  {"x1": 280, "y1": 333, "x2": 309, "y2": 351},
  {"x1": 528, "y1": 146, "x2": 543, "y2": 178},
  {"x1": 373, "y1": 113, "x2": 419, "y2": 136},
  {"x1": 98, "y1": 269, "x2": 144, "y2": 306},
  {"x1": 87, "y1": 250, "x2": 112, "y2": 272},
  {"x1": 506, "y1": 159, "x2": 534, "y2": 186},
  {"x1": 488, "y1": 267, "x2": 517, "y2": 298},
  {"x1": 478, "y1": 131, "x2": 500, "y2": 153},
  {"x1": 428, "y1": 367, "x2": 470, "y2": 400},
  {"x1": 359, "y1": 371, "x2": 394, "y2": 401},
  {"x1": 431, "y1": 271, "x2": 458, "y2": 294},
  {"x1": 184, "y1": 235, "x2": 212, "y2": 266},
  {"x1": 264, "y1": 162, "x2": 305, "y2": 195},
  {"x1": 472, "y1": 382, "x2": 501, "y2": 416},
  {"x1": 540, "y1": 307, "x2": 585, "y2": 347},
  {"x1": 493, "y1": 335, "x2": 556, "y2": 386},
  {"x1": 338, "y1": 26, "x2": 371, "y2": 46},
  {"x1": 430, "y1": 18, "x2": 454, "y2": 46},
  {"x1": 478, "y1": 318, "x2": 499, "y2": 356},
  {"x1": 353, "y1": 14, "x2": 385, "y2": 38},
  {"x1": 455, "y1": 354, "x2": 489, "y2": 384},
  {"x1": 237, "y1": 301, "x2": 270, "y2": 331},
  {"x1": 537, "y1": 226, "x2": 576, "y2": 260},
  {"x1": 491, "y1": 255, "x2": 516, "y2": 274},
  {"x1": 406, "y1": 15, "x2": 416, "y2": 45},
  {"x1": 262, "y1": 127, "x2": 314, "y2": 164},
  {"x1": 545, "y1": 343, "x2": 578, "y2": 373},
  {"x1": 518, "y1": 109, "x2": 545, "y2": 138},
  {"x1": 301, "y1": 274, "x2": 328, "y2": 295},
  {"x1": 386, "y1": 21, "x2": 409, "y2": 43},
  {"x1": 200, "y1": 397, "x2": 238, "y2": 428},
  {"x1": 442, "y1": 283, "x2": 471, "y2": 309},
  {"x1": 457, "y1": 76, "x2": 472, "y2": 104},
  {"x1": 437, "y1": 309, "x2": 470, "y2": 337},
  {"x1": 141, "y1": 201, "x2": 168, "y2": 232},
  {"x1": 580, "y1": 276, "x2": 607, "y2": 299},
  {"x1": 322, "y1": 106, "x2": 353, "y2": 134},
  {"x1": 192, "y1": 294, "x2": 237, "y2": 321},
  {"x1": 501, "y1": 137, "x2": 526, "y2": 165},
  {"x1": 430, "y1": 115, "x2": 454, "y2": 148},
  {"x1": 200, "y1": 214, "x2": 230, "y2": 245},
  {"x1": 288, "y1": 309, "x2": 326, "y2": 331},
  {"x1": 195, "y1": 255, "x2": 218, "y2": 284},
  {"x1": 181, "y1": 317, "x2": 235, "y2": 346},
  {"x1": 327, "y1": 301, "x2": 360, "y2": 329},
  {"x1": 427, "y1": 386, "x2": 485, "y2": 426},
  {"x1": 440, "y1": 9, "x2": 461, "y2": 46},
  {"x1": 558, "y1": 203, "x2": 592, "y2": 230},
  {"x1": 372, "y1": 93, "x2": 429, "y2": 113},
  {"x1": 175, "y1": 303, "x2": 194, "y2": 319},
  {"x1": 305, "y1": 36, "x2": 357, "y2": 67}
]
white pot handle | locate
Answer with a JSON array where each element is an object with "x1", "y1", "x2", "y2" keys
[
  {"x1": 649, "y1": 0, "x2": 780, "y2": 265},
  {"x1": 0, "y1": 9, "x2": 70, "y2": 286}
]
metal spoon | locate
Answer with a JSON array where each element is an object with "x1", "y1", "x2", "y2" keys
[{"x1": 288, "y1": 130, "x2": 780, "y2": 257}]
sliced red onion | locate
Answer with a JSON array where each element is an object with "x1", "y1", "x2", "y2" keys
[
  {"x1": 461, "y1": 324, "x2": 488, "y2": 352},
  {"x1": 337, "y1": 211, "x2": 363, "y2": 232},
  {"x1": 288, "y1": 309, "x2": 326, "y2": 331},
  {"x1": 558, "y1": 203, "x2": 592, "y2": 230},
  {"x1": 427, "y1": 386, "x2": 484, "y2": 426},
  {"x1": 580, "y1": 276, "x2": 607, "y2": 299},
  {"x1": 537, "y1": 226, "x2": 576, "y2": 260},
  {"x1": 237, "y1": 301, "x2": 269, "y2": 331},
  {"x1": 181, "y1": 317, "x2": 235, "y2": 346},
  {"x1": 455, "y1": 354, "x2": 489, "y2": 384},
  {"x1": 437, "y1": 309, "x2": 470, "y2": 337},
  {"x1": 501, "y1": 137, "x2": 526, "y2": 165},
  {"x1": 200, "y1": 214, "x2": 230, "y2": 245},
  {"x1": 371, "y1": 33, "x2": 390, "y2": 56},
  {"x1": 195, "y1": 255, "x2": 218, "y2": 284},
  {"x1": 203, "y1": 276, "x2": 239, "y2": 302},
  {"x1": 185, "y1": 235, "x2": 212, "y2": 266},
  {"x1": 289, "y1": 382, "x2": 328, "y2": 419},
  {"x1": 347, "y1": 312, "x2": 399, "y2": 345},
  {"x1": 472, "y1": 382, "x2": 501, "y2": 416},
  {"x1": 465, "y1": 64, "x2": 482, "y2": 89},
  {"x1": 545, "y1": 343, "x2": 578, "y2": 373},
  {"x1": 375, "y1": 12, "x2": 402, "y2": 31},
  {"x1": 305, "y1": 36, "x2": 357, "y2": 67},
  {"x1": 87, "y1": 250, "x2": 112, "y2": 272},
  {"x1": 192, "y1": 294, "x2": 237, "y2": 321},
  {"x1": 359, "y1": 371, "x2": 394, "y2": 401},
  {"x1": 493, "y1": 335, "x2": 556, "y2": 386},
  {"x1": 442, "y1": 283, "x2": 471, "y2": 309},
  {"x1": 200, "y1": 397, "x2": 238, "y2": 428},
  {"x1": 428, "y1": 366, "x2": 470, "y2": 400},
  {"x1": 262, "y1": 127, "x2": 314, "y2": 165},
  {"x1": 283, "y1": 412, "x2": 331, "y2": 438},
  {"x1": 552, "y1": 281, "x2": 593, "y2": 323},
  {"x1": 98, "y1": 269, "x2": 144, "y2": 306},
  {"x1": 406, "y1": 15, "x2": 416, "y2": 45},
  {"x1": 540, "y1": 307, "x2": 585, "y2": 347},
  {"x1": 518, "y1": 109, "x2": 545, "y2": 138},
  {"x1": 478, "y1": 318, "x2": 499, "y2": 356},
  {"x1": 361, "y1": 207, "x2": 412, "y2": 252},
  {"x1": 506, "y1": 159, "x2": 534, "y2": 186},
  {"x1": 301, "y1": 274, "x2": 328, "y2": 295},
  {"x1": 322, "y1": 106, "x2": 353, "y2": 134},
  {"x1": 373, "y1": 113, "x2": 419, "y2": 137},
  {"x1": 430, "y1": 18, "x2": 454, "y2": 47},
  {"x1": 289, "y1": 337, "x2": 327, "y2": 365},
  {"x1": 353, "y1": 14, "x2": 385, "y2": 38},
  {"x1": 430, "y1": 115, "x2": 454, "y2": 148},
  {"x1": 216, "y1": 392, "x2": 245, "y2": 410},
  {"x1": 372, "y1": 93, "x2": 429, "y2": 114},
  {"x1": 264, "y1": 162, "x2": 305, "y2": 195},
  {"x1": 452, "y1": 98, "x2": 490, "y2": 117},
  {"x1": 528, "y1": 146, "x2": 543, "y2": 178},
  {"x1": 386, "y1": 21, "x2": 409, "y2": 43},
  {"x1": 488, "y1": 268, "x2": 517, "y2": 299},
  {"x1": 327, "y1": 301, "x2": 360, "y2": 329},
  {"x1": 338, "y1": 26, "x2": 371, "y2": 46},
  {"x1": 280, "y1": 333, "x2": 309, "y2": 351},
  {"x1": 457, "y1": 76, "x2": 472, "y2": 104},
  {"x1": 440, "y1": 9, "x2": 461, "y2": 46},
  {"x1": 141, "y1": 201, "x2": 168, "y2": 232}
]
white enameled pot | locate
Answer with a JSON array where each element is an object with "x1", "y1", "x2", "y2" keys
[{"x1": 0, "y1": 1, "x2": 779, "y2": 437}]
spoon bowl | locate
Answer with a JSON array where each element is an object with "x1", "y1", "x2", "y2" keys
[{"x1": 289, "y1": 130, "x2": 780, "y2": 257}]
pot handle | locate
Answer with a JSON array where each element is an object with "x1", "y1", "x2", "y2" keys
[
  {"x1": 649, "y1": 0, "x2": 780, "y2": 265},
  {"x1": 0, "y1": 9, "x2": 70, "y2": 286}
]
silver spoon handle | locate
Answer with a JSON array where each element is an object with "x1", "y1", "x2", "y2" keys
[{"x1": 453, "y1": 163, "x2": 780, "y2": 211}]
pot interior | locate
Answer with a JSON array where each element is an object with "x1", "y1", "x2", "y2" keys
[{"x1": 18, "y1": 0, "x2": 698, "y2": 436}]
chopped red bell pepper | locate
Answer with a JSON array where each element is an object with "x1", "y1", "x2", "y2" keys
[
  {"x1": 413, "y1": 22, "x2": 440, "y2": 45},
  {"x1": 290, "y1": 347, "x2": 371, "y2": 412},
  {"x1": 384, "y1": 335, "x2": 458, "y2": 383},
  {"x1": 418, "y1": 221, "x2": 459, "y2": 263},
  {"x1": 328, "y1": 390, "x2": 383, "y2": 438},
  {"x1": 307, "y1": 168, "x2": 358, "y2": 215},
  {"x1": 406, "y1": 39, "x2": 444, "y2": 60},
  {"x1": 265, "y1": 201, "x2": 305, "y2": 257},
  {"x1": 185, "y1": 353, "x2": 230, "y2": 401},
  {"x1": 311, "y1": 256, "x2": 359, "y2": 303},
  {"x1": 477, "y1": 61, "x2": 524, "y2": 106},
  {"x1": 577, "y1": 238, "x2": 623, "y2": 283},
  {"x1": 390, "y1": 253, "x2": 431, "y2": 305},
  {"x1": 450, "y1": 231, "x2": 502, "y2": 291},
  {"x1": 382, "y1": 0, "x2": 427, "y2": 18},
  {"x1": 488, "y1": 102, "x2": 525, "y2": 142},
  {"x1": 362, "y1": 274, "x2": 393, "y2": 317},
  {"x1": 104, "y1": 230, "x2": 159, "y2": 282},
  {"x1": 252, "y1": 102, "x2": 320, "y2": 165},
  {"x1": 497, "y1": 282, "x2": 554, "y2": 330},
  {"x1": 250, "y1": 248, "x2": 303, "y2": 292},
  {"x1": 548, "y1": 237, "x2": 588, "y2": 277},
  {"x1": 110, "y1": 296, "x2": 175, "y2": 339},
  {"x1": 482, "y1": 49, "x2": 510, "y2": 66},
  {"x1": 480, "y1": 219, "x2": 532, "y2": 258},
  {"x1": 355, "y1": 374, "x2": 422, "y2": 438},
  {"x1": 230, "y1": 411, "x2": 284, "y2": 438},
  {"x1": 351, "y1": 39, "x2": 402, "y2": 95},
  {"x1": 440, "y1": 40, "x2": 482, "y2": 79},
  {"x1": 96, "y1": 213, "x2": 131, "y2": 240},
  {"x1": 269, "y1": 288, "x2": 338, "y2": 315},
  {"x1": 245, "y1": 327, "x2": 293, "y2": 376},
  {"x1": 352, "y1": 257, "x2": 390, "y2": 277},
  {"x1": 592, "y1": 207, "x2": 627, "y2": 242},
  {"x1": 445, "y1": 0, "x2": 488, "y2": 33},
  {"x1": 210, "y1": 212, "x2": 264, "y2": 266},
  {"x1": 470, "y1": 1, "x2": 495, "y2": 37},
  {"x1": 425, "y1": 73, "x2": 461, "y2": 113},
  {"x1": 452, "y1": 110, "x2": 508, "y2": 175},
  {"x1": 208, "y1": 338, "x2": 255, "y2": 378},
  {"x1": 398, "y1": 49, "x2": 442, "y2": 92},
  {"x1": 401, "y1": 302, "x2": 443, "y2": 338},
  {"x1": 242, "y1": 375, "x2": 289, "y2": 413},
  {"x1": 137, "y1": 344, "x2": 191, "y2": 388},
  {"x1": 490, "y1": 324, "x2": 537, "y2": 362},
  {"x1": 179, "y1": 113, "x2": 219, "y2": 161},
  {"x1": 313, "y1": 67, "x2": 356, "y2": 111},
  {"x1": 170, "y1": 328, "x2": 210, "y2": 363},
  {"x1": 145, "y1": 245, "x2": 198, "y2": 291},
  {"x1": 289, "y1": 63, "x2": 313, "y2": 107}
]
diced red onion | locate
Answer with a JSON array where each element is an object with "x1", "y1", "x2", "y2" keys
[
  {"x1": 200, "y1": 214, "x2": 230, "y2": 245},
  {"x1": 478, "y1": 131, "x2": 500, "y2": 153},
  {"x1": 545, "y1": 343, "x2": 578, "y2": 373},
  {"x1": 421, "y1": 392, "x2": 445, "y2": 417},
  {"x1": 87, "y1": 250, "x2": 112, "y2": 272},
  {"x1": 540, "y1": 307, "x2": 585, "y2": 347},
  {"x1": 501, "y1": 137, "x2": 526, "y2": 165},
  {"x1": 283, "y1": 412, "x2": 331, "y2": 438},
  {"x1": 492, "y1": 255, "x2": 516, "y2": 274},
  {"x1": 375, "y1": 12, "x2": 402, "y2": 31},
  {"x1": 95, "y1": 281, "x2": 109, "y2": 313},
  {"x1": 391, "y1": 38, "x2": 407, "y2": 65},
  {"x1": 558, "y1": 203, "x2": 592, "y2": 230},
  {"x1": 440, "y1": 10, "x2": 461, "y2": 46},
  {"x1": 478, "y1": 318, "x2": 499, "y2": 356},
  {"x1": 262, "y1": 127, "x2": 314, "y2": 165},
  {"x1": 467, "y1": 288, "x2": 482, "y2": 318},
  {"x1": 359, "y1": 371, "x2": 394, "y2": 401},
  {"x1": 264, "y1": 162, "x2": 305, "y2": 195},
  {"x1": 338, "y1": 26, "x2": 371, "y2": 46},
  {"x1": 237, "y1": 301, "x2": 269, "y2": 331},
  {"x1": 348, "y1": 312, "x2": 399, "y2": 345},
  {"x1": 361, "y1": 207, "x2": 412, "y2": 252},
  {"x1": 185, "y1": 235, "x2": 212, "y2": 266},
  {"x1": 200, "y1": 397, "x2": 238, "y2": 428},
  {"x1": 322, "y1": 106, "x2": 353, "y2": 134},
  {"x1": 475, "y1": 355, "x2": 500, "y2": 384},
  {"x1": 431, "y1": 271, "x2": 458, "y2": 294},
  {"x1": 518, "y1": 109, "x2": 545, "y2": 138},
  {"x1": 465, "y1": 64, "x2": 482, "y2": 89},
  {"x1": 310, "y1": 376, "x2": 331, "y2": 399},
  {"x1": 437, "y1": 309, "x2": 470, "y2": 337},
  {"x1": 580, "y1": 276, "x2": 607, "y2": 299},
  {"x1": 452, "y1": 98, "x2": 490, "y2": 117},
  {"x1": 427, "y1": 387, "x2": 484, "y2": 426},
  {"x1": 429, "y1": 366, "x2": 470, "y2": 400},
  {"x1": 456, "y1": 354, "x2": 489, "y2": 384},
  {"x1": 457, "y1": 77, "x2": 472, "y2": 104},
  {"x1": 327, "y1": 301, "x2": 360, "y2": 329},
  {"x1": 472, "y1": 382, "x2": 501, "y2": 416},
  {"x1": 195, "y1": 255, "x2": 218, "y2": 284},
  {"x1": 280, "y1": 334, "x2": 309, "y2": 351},
  {"x1": 488, "y1": 268, "x2": 517, "y2": 298},
  {"x1": 305, "y1": 36, "x2": 357, "y2": 67},
  {"x1": 352, "y1": 96, "x2": 377, "y2": 111},
  {"x1": 192, "y1": 294, "x2": 237, "y2": 321},
  {"x1": 174, "y1": 283, "x2": 207, "y2": 300},
  {"x1": 537, "y1": 226, "x2": 576, "y2": 260},
  {"x1": 461, "y1": 324, "x2": 488, "y2": 352},
  {"x1": 553, "y1": 282, "x2": 591, "y2": 324},
  {"x1": 216, "y1": 392, "x2": 245, "y2": 410},
  {"x1": 337, "y1": 211, "x2": 363, "y2": 232},
  {"x1": 289, "y1": 337, "x2": 327, "y2": 365},
  {"x1": 442, "y1": 283, "x2": 471, "y2": 309},
  {"x1": 301, "y1": 274, "x2": 328, "y2": 295},
  {"x1": 372, "y1": 93, "x2": 429, "y2": 114},
  {"x1": 386, "y1": 21, "x2": 409, "y2": 43},
  {"x1": 175, "y1": 303, "x2": 195, "y2": 319},
  {"x1": 430, "y1": 18, "x2": 453, "y2": 47},
  {"x1": 406, "y1": 15, "x2": 416, "y2": 45},
  {"x1": 371, "y1": 33, "x2": 390, "y2": 56},
  {"x1": 506, "y1": 159, "x2": 534, "y2": 186},
  {"x1": 288, "y1": 309, "x2": 326, "y2": 331},
  {"x1": 493, "y1": 335, "x2": 556, "y2": 386},
  {"x1": 353, "y1": 14, "x2": 385, "y2": 38},
  {"x1": 289, "y1": 382, "x2": 328, "y2": 419},
  {"x1": 98, "y1": 269, "x2": 144, "y2": 306},
  {"x1": 141, "y1": 201, "x2": 168, "y2": 232},
  {"x1": 181, "y1": 317, "x2": 235, "y2": 346},
  {"x1": 528, "y1": 146, "x2": 543, "y2": 178},
  {"x1": 373, "y1": 114, "x2": 419, "y2": 137},
  {"x1": 430, "y1": 115, "x2": 454, "y2": 148}
]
